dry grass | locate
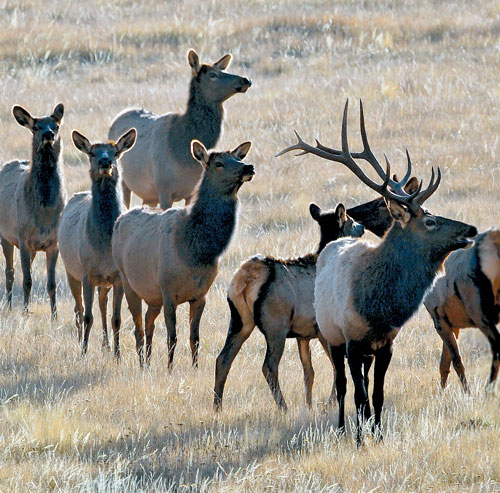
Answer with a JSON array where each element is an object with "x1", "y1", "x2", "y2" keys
[{"x1": 0, "y1": 0, "x2": 500, "y2": 491}]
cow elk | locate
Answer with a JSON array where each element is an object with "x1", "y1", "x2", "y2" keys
[
  {"x1": 214, "y1": 202, "x2": 364, "y2": 411},
  {"x1": 277, "y1": 100, "x2": 477, "y2": 444},
  {"x1": 424, "y1": 229, "x2": 500, "y2": 391},
  {"x1": 109, "y1": 49, "x2": 252, "y2": 209},
  {"x1": 57, "y1": 129, "x2": 136, "y2": 357},
  {"x1": 112, "y1": 140, "x2": 254, "y2": 368},
  {"x1": 0, "y1": 104, "x2": 65, "y2": 316}
]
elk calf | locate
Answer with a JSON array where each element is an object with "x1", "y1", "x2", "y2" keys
[
  {"x1": 112, "y1": 140, "x2": 254, "y2": 368},
  {"x1": 214, "y1": 203, "x2": 364, "y2": 411},
  {"x1": 278, "y1": 100, "x2": 477, "y2": 444},
  {"x1": 58, "y1": 129, "x2": 136, "y2": 356},
  {"x1": 424, "y1": 229, "x2": 500, "y2": 390},
  {"x1": 109, "y1": 49, "x2": 252, "y2": 209},
  {"x1": 0, "y1": 104, "x2": 65, "y2": 316}
]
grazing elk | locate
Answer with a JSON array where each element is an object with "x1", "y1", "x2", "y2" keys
[
  {"x1": 424, "y1": 229, "x2": 500, "y2": 391},
  {"x1": 108, "y1": 49, "x2": 252, "y2": 209},
  {"x1": 0, "y1": 104, "x2": 65, "y2": 316},
  {"x1": 112, "y1": 140, "x2": 254, "y2": 368},
  {"x1": 277, "y1": 100, "x2": 477, "y2": 444},
  {"x1": 214, "y1": 202, "x2": 365, "y2": 411},
  {"x1": 57, "y1": 129, "x2": 136, "y2": 357}
]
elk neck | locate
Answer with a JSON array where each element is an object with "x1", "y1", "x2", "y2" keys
[
  {"x1": 26, "y1": 139, "x2": 62, "y2": 208},
  {"x1": 179, "y1": 175, "x2": 238, "y2": 266},
  {"x1": 354, "y1": 222, "x2": 445, "y2": 333}
]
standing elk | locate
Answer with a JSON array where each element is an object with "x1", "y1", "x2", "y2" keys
[
  {"x1": 277, "y1": 100, "x2": 477, "y2": 444},
  {"x1": 57, "y1": 129, "x2": 136, "y2": 357},
  {"x1": 112, "y1": 140, "x2": 254, "y2": 368},
  {"x1": 0, "y1": 104, "x2": 65, "y2": 317},
  {"x1": 108, "y1": 49, "x2": 252, "y2": 209},
  {"x1": 214, "y1": 202, "x2": 365, "y2": 412},
  {"x1": 424, "y1": 229, "x2": 500, "y2": 391}
]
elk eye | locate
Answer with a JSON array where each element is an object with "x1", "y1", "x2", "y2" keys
[
  {"x1": 209, "y1": 72, "x2": 218, "y2": 79},
  {"x1": 215, "y1": 162, "x2": 224, "y2": 168},
  {"x1": 425, "y1": 218, "x2": 437, "y2": 228}
]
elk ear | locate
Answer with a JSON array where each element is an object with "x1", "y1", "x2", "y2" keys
[
  {"x1": 231, "y1": 141, "x2": 251, "y2": 160},
  {"x1": 116, "y1": 128, "x2": 137, "y2": 155},
  {"x1": 51, "y1": 103, "x2": 64, "y2": 124},
  {"x1": 404, "y1": 177, "x2": 419, "y2": 194},
  {"x1": 72, "y1": 130, "x2": 92, "y2": 154},
  {"x1": 191, "y1": 139, "x2": 209, "y2": 169},
  {"x1": 309, "y1": 203, "x2": 322, "y2": 221},
  {"x1": 213, "y1": 53, "x2": 232, "y2": 70},
  {"x1": 386, "y1": 199, "x2": 411, "y2": 226},
  {"x1": 188, "y1": 49, "x2": 200, "y2": 76},
  {"x1": 335, "y1": 203, "x2": 347, "y2": 224},
  {"x1": 12, "y1": 106, "x2": 35, "y2": 130}
]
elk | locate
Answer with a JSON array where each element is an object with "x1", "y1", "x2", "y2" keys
[
  {"x1": 277, "y1": 100, "x2": 477, "y2": 444},
  {"x1": 57, "y1": 129, "x2": 136, "y2": 357},
  {"x1": 108, "y1": 49, "x2": 252, "y2": 209},
  {"x1": 0, "y1": 104, "x2": 65, "y2": 316},
  {"x1": 424, "y1": 229, "x2": 500, "y2": 391},
  {"x1": 214, "y1": 202, "x2": 365, "y2": 412},
  {"x1": 112, "y1": 140, "x2": 254, "y2": 368}
]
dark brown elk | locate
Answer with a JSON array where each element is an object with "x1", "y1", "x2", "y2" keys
[
  {"x1": 277, "y1": 100, "x2": 477, "y2": 444},
  {"x1": 424, "y1": 229, "x2": 500, "y2": 391},
  {"x1": 0, "y1": 104, "x2": 65, "y2": 316},
  {"x1": 214, "y1": 202, "x2": 364, "y2": 411}
]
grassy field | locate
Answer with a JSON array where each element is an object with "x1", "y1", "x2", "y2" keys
[{"x1": 1, "y1": 0, "x2": 500, "y2": 490}]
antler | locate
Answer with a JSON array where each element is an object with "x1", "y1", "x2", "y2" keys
[{"x1": 276, "y1": 99, "x2": 441, "y2": 213}]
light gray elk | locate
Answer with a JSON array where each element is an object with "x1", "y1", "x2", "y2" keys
[
  {"x1": 278, "y1": 100, "x2": 477, "y2": 444},
  {"x1": 57, "y1": 128, "x2": 136, "y2": 357},
  {"x1": 214, "y1": 202, "x2": 365, "y2": 411},
  {"x1": 108, "y1": 49, "x2": 252, "y2": 209},
  {"x1": 0, "y1": 104, "x2": 65, "y2": 316},
  {"x1": 112, "y1": 140, "x2": 254, "y2": 368},
  {"x1": 424, "y1": 229, "x2": 500, "y2": 391}
]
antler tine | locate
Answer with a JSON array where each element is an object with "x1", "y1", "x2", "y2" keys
[
  {"x1": 415, "y1": 166, "x2": 442, "y2": 206},
  {"x1": 275, "y1": 130, "x2": 309, "y2": 157}
]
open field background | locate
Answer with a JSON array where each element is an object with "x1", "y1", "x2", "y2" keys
[{"x1": 0, "y1": 0, "x2": 500, "y2": 490}]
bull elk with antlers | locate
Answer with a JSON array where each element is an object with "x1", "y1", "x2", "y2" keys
[{"x1": 277, "y1": 100, "x2": 477, "y2": 444}]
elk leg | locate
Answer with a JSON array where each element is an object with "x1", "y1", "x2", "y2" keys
[
  {"x1": 98, "y1": 286, "x2": 111, "y2": 350},
  {"x1": 372, "y1": 342, "x2": 393, "y2": 442},
  {"x1": 66, "y1": 273, "x2": 83, "y2": 341},
  {"x1": 1, "y1": 237, "x2": 14, "y2": 308},
  {"x1": 158, "y1": 192, "x2": 173, "y2": 210},
  {"x1": 81, "y1": 277, "x2": 95, "y2": 356},
  {"x1": 19, "y1": 244, "x2": 33, "y2": 313},
  {"x1": 478, "y1": 322, "x2": 500, "y2": 388},
  {"x1": 122, "y1": 276, "x2": 144, "y2": 367},
  {"x1": 214, "y1": 306, "x2": 255, "y2": 411},
  {"x1": 46, "y1": 247, "x2": 58, "y2": 319},
  {"x1": 347, "y1": 340, "x2": 370, "y2": 446},
  {"x1": 330, "y1": 344, "x2": 347, "y2": 433},
  {"x1": 144, "y1": 305, "x2": 161, "y2": 366},
  {"x1": 439, "y1": 340, "x2": 453, "y2": 388},
  {"x1": 262, "y1": 333, "x2": 287, "y2": 411},
  {"x1": 111, "y1": 280, "x2": 124, "y2": 361},
  {"x1": 162, "y1": 293, "x2": 177, "y2": 370},
  {"x1": 189, "y1": 297, "x2": 206, "y2": 368},
  {"x1": 122, "y1": 180, "x2": 132, "y2": 208},
  {"x1": 297, "y1": 338, "x2": 315, "y2": 408},
  {"x1": 317, "y1": 332, "x2": 337, "y2": 405}
]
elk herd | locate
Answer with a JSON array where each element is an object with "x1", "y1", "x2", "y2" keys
[{"x1": 1, "y1": 49, "x2": 499, "y2": 445}]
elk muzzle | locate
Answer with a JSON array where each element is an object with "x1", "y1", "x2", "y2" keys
[
  {"x1": 235, "y1": 77, "x2": 252, "y2": 93},
  {"x1": 241, "y1": 164, "x2": 255, "y2": 182}
]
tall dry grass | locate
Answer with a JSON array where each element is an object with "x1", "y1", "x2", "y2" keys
[{"x1": 0, "y1": 0, "x2": 499, "y2": 491}]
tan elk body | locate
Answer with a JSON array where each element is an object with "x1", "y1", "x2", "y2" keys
[
  {"x1": 112, "y1": 140, "x2": 254, "y2": 367},
  {"x1": 214, "y1": 203, "x2": 364, "y2": 411},
  {"x1": 0, "y1": 104, "x2": 65, "y2": 316},
  {"x1": 108, "y1": 50, "x2": 252, "y2": 209},
  {"x1": 57, "y1": 129, "x2": 136, "y2": 356},
  {"x1": 424, "y1": 229, "x2": 500, "y2": 390},
  {"x1": 278, "y1": 100, "x2": 477, "y2": 444}
]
